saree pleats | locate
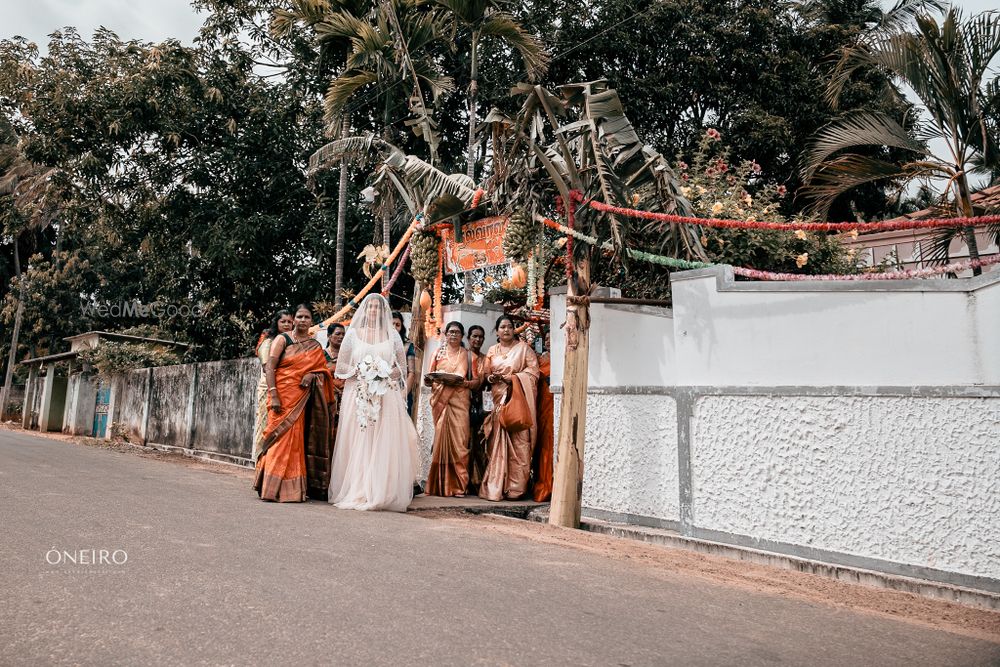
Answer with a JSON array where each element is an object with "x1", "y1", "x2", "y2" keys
[
  {"x1": 254, "y1": 339, "x2": 333, "y2": 502},
  {"x1": 479, "y1": 341, "x2": 539, "y2": 501},
  {"x1": 532, "y1": 353, "x2": 554, "y2": 502},
  {"x1": 426, "y1": 352, "x2": 471, "y2": 497}
]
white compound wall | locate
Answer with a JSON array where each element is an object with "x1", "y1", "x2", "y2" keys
[{"x1": 546, "y1": 267, "x2": 1000, "y2": 591}]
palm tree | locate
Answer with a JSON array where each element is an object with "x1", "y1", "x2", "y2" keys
[
  {"x1": 429, "y1": 0, "x2": 548, "y2": 300},
  {"x1": 430, "y1": 0, "x2": 549, "y2": 181},
  {"x1": 794, "y1": 0, "x2": 947, "y2": 41},
  {"x1": 801, "y1": 8, "x2": 1000, "y2": 274},
  {"x1": 274, "y1": 0, "x2": 374, "y2": 306},
  {"x1": 275, "y1": 0, "x2": 454, "y2": 297}
]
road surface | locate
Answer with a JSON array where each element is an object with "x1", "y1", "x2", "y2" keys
[{"x1": 1, "y1": 429, "x2": 998, "y2": 666}]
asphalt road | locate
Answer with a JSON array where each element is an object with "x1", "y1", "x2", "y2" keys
[{"x1": 2, "y1": 430, "x2": 998, "y2": 666}]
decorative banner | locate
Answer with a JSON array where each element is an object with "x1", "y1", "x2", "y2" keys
[{"x1": 442, "y1": 216, "x2": 509, "y2": 274}]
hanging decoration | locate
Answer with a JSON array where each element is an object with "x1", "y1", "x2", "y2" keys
[
  {"x1": 569, "y1": 190, "x2": 1000, "y2": 234},
  {"x1": 380, "y1": 244, "x2": 411, "y2": 297}
]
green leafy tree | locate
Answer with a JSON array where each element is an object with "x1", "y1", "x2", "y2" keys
[{"x1": 801, "y1": 8, "x2": 1000, "y2": 273}]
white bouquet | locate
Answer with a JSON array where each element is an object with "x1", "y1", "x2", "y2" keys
[{"x1": 355, "y1": 354, "x2": 392, "y2": 429}]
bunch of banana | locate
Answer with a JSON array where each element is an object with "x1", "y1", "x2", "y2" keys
[
  {"x1": 502, "y1": 210, "x2": 537, "y2": 264},
  {"x1": 409, "y1": 230, "x2": 439, "y2": 284}
]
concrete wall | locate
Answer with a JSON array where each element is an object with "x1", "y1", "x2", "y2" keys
[
  {"x1": 147, "y1": 365, "x2": 193, "y2": 447},
  {"x1": 670, "y1": 266, "x2": 1000, "y2": 387},
  {"x1": 120, "y1": 370, "x2": 150, "y2": 442},
  {"x1": 546, "y1": 267, "x2": 1000, "y2": 592},
  {"x1": 103, "y1": 358, "x2": 258, "y2": 464},
  {"x1": 191, "y1": 359, "x2": 258, "y2": 459},
  {"x1": 690, "y1": 392, "x2": 1000, "y2": 582}
]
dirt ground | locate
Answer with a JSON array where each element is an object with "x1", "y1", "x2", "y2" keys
[{"x1": 7, "y1": 423, "x2": 999, "y2": 645}]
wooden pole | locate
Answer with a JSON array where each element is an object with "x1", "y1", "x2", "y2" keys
[{"x1": 549, "y1": 252, "x2": 591, "y2": 528}]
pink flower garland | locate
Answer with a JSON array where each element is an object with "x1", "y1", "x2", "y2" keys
[
  {"x1": 380, "y1": 244, "x2": 411, "y2": 296},
  {"x1": 570, "y1": 190, "x2": 1000, "y2": 234},
  {"x1": 732, "y1": 254, "x2": 1000, "y2": 281}
]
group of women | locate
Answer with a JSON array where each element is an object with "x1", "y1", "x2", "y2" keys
[
  {"x1": 250, "y1": 293, "x2": 554, "y2": 512},
  {"x1": 425, "y1": 315, "x2": 554, "y2": 502}
]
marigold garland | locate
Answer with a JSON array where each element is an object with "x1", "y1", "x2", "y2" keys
[
  {"x1": 540, "y1": 216, "x2": 997, "y2": 280},
  {"x1": 732, "y1": 253, "x2": 1000, "y2": 281}
]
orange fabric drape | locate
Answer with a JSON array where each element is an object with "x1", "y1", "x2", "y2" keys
[
  {"x1": 532, "y1": 353, "x2": 554, "y2": 502},
  {"x1": 254, "y1": 339, "x2": 334, "y2": 502}
]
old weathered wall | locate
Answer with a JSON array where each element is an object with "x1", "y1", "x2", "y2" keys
[
  {"x1": 120, "y1": 370, "x2": 149, "y2": 442},
  {"x1": 147, "y1": 365, "x2": 193, "y2": 447},
  {"x1": 190, "y1": 358, "x2": 258, "y2": 459}
]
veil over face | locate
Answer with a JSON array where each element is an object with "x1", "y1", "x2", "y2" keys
[{"x1": 334, "y1": 294, "x2": 406, "y2": 383}]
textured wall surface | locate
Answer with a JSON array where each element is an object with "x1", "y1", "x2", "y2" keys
[
  {"x1": 690, "y1": 395, "x2": 1000, "y2": 579},
  {"x1": 120, "y1": 370, "x2": 149, "y2": 441},
  {"x1": 192, "y1": 358, "x2": 258, "y2": 458},
  {"x1": 555, "y1": 393, "x2": 681, "y2": 522},
  {"x1": 147, "y1": 365, "x2": 193, "y2": 447},
  {"x1": 415, "y1": 388, "x2": 434, "y2": 483}
]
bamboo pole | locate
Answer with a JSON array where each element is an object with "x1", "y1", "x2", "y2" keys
[{"x1": 549, "y1": 254, "x2": 591, "y2": 528}]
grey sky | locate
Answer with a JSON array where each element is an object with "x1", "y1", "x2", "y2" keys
[
  {"x1": 3, "y1": 0, "x2": 997, "y2": 51},
  {"x1": 4, "y1": 0, "x2": 205, "y2": 48}
]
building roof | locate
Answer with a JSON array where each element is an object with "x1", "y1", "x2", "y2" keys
[
  {"x1": 62, "y1": 331, "x2": 190, "y2": 348},
  {"x1": 20, "y1": 331, "x2": 189, "y2": 366},
  {"x1": 19, "y1": 351, "x2": 80, "y2": 367},
  {"x1": 884, "y1": 184, "x2": 1000, "y2": 223}
]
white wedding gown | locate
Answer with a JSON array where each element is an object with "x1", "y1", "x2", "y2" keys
[{"x1": 328, "y1": 333, "x2": 419, "y2": 512}]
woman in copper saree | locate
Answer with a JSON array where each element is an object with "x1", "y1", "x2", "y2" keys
[
  {"x1": 254, "y1": 305, "x2": 336, "y2": 502},
  {"x1": 425, "y1": 321, "x2": 477, "y2": 497},
  {"x1": 479, "y1": 316, "x2": 539, "y2": 501},
  {"x1": 466, "y1": 325, "x2": 489, "y2": 494}
]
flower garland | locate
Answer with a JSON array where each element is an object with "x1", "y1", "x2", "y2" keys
[
  {"x1": 527, "y1": 251, "x2": 537, "y2": 308},
  {"x1": 732, "y1": 253, "x2": 1000, "y2": 281},
  {"x1": 541, "y1": 217, "x2": 712, "y2": 271},
  {"x1": 540, "y1": 216, "x2": 998, "y2": 280},
  {"x1": 471, "y1": 188, "x2": 485, "y2": 208},
  {"x1": 569, "y1": 190, "x2": 1000, "y2": 234},
  {"x1": 566, "y1": 197, "x2": 576, "y2": 280},
  {"x1": 381, "y1": 244, "x2": 411, "y2": 297}
]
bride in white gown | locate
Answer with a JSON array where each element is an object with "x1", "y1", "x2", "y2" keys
[{"x1": 328, "y1": 294, "x2": 419, "y2": 512}]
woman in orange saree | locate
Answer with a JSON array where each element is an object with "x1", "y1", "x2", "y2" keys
[
  {"x1": 479, "y1": 315, "x2": 539, "y2": 501},
  {"x1": 532, "y1": 331, "x2": 554, "y2": 502},
  {"x1": 254, "y1": 304, "x2": 335, "y2": 502},
  {"x1": 424, "y1": 321, "x2": 477, "y2": 497}
]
